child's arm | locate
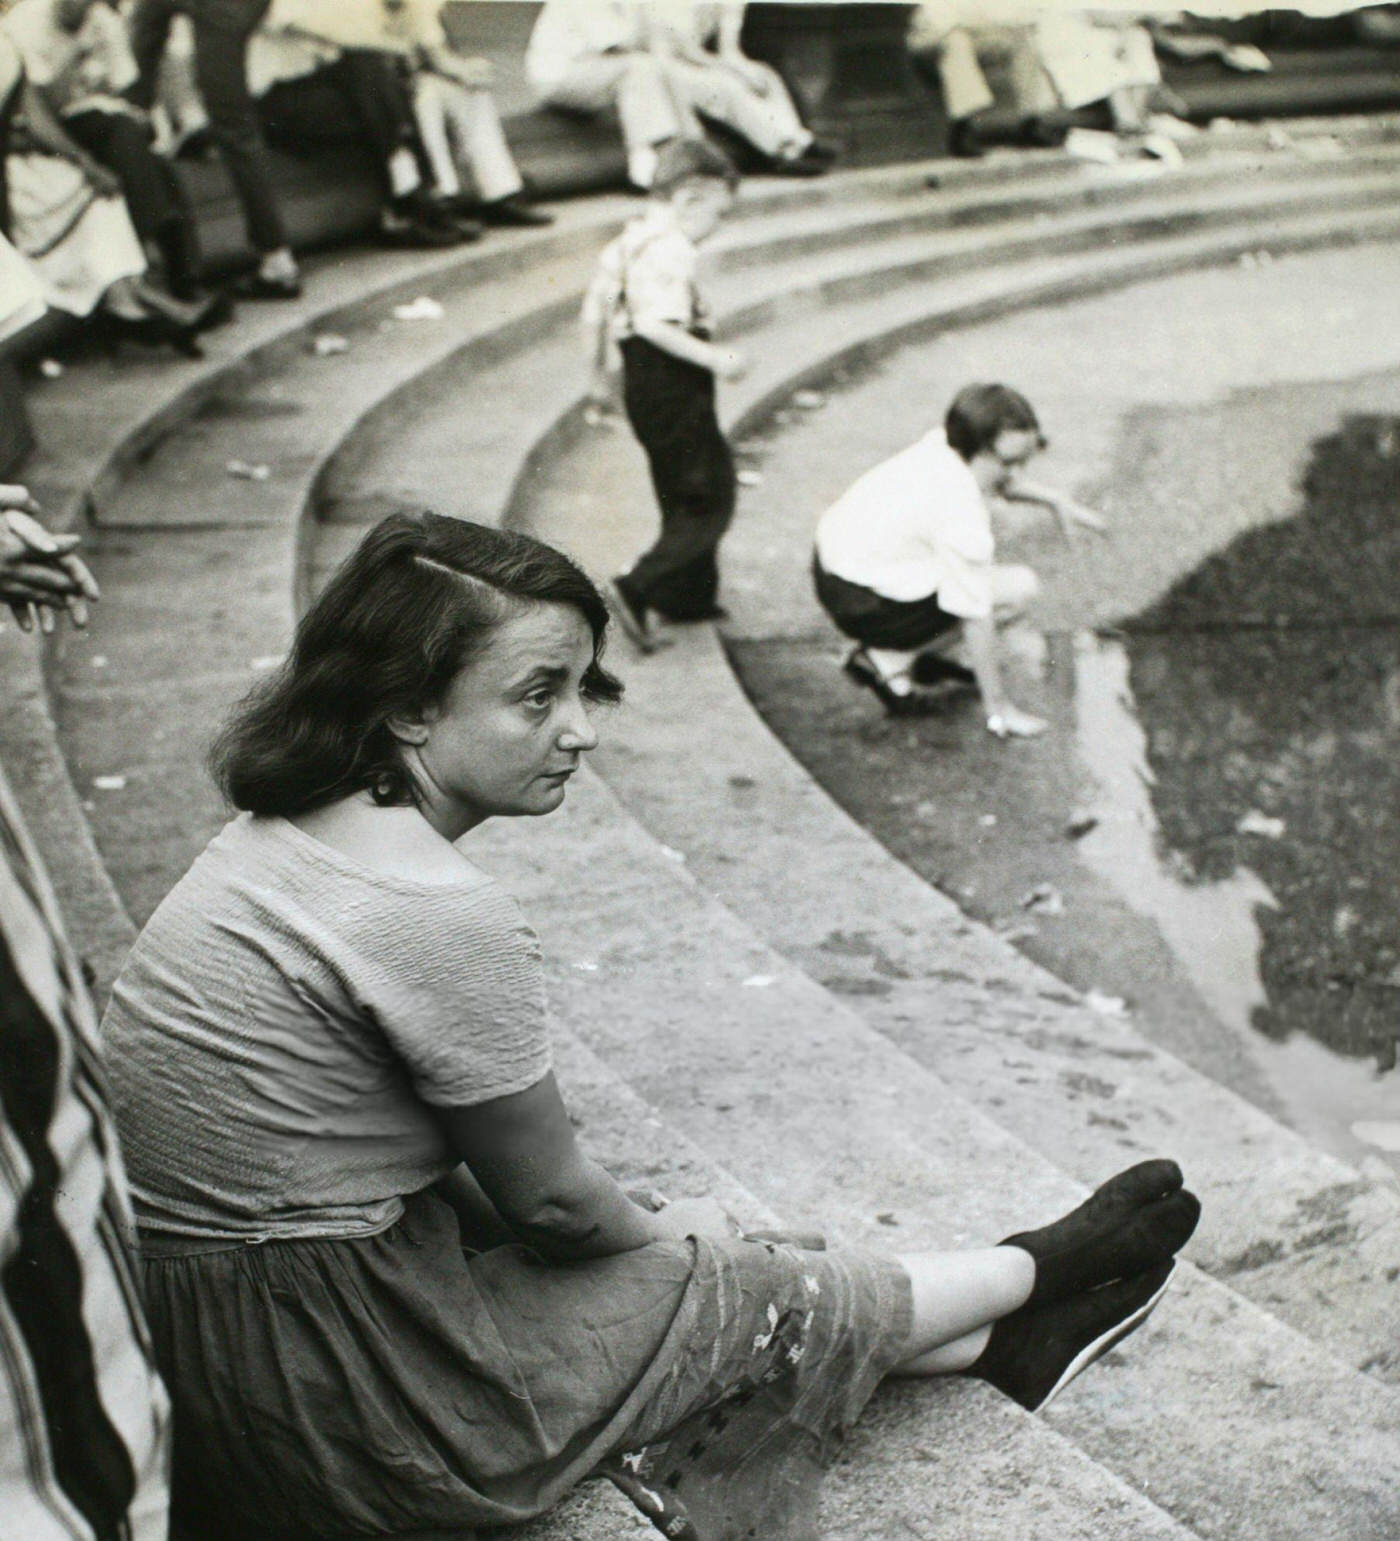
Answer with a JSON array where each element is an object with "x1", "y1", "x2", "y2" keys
[
  {"x1": 630, "y1": 318, "x2": 746, "y2": 379},
  {"x1": 999, "y1": 475, "x2": 1107, "y2": 537}
]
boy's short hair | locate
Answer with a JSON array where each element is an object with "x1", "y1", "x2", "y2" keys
[
  {"x1": 652, "y1": 137, "x2": 740, "y2": 195},
  {"x1": 945, "y1": 384, "x2": 1042, "y2": 461}
]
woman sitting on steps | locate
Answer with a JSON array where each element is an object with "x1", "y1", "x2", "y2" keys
[{"x1": 102, "y1": 509, "x2": 1200, "y2": 1541}]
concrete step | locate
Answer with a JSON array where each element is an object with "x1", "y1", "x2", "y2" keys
[{"x1": 466, "y1": 768, "x2": 1400, "y2": 1541}]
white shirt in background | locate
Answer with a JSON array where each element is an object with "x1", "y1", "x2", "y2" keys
[
  {"x1": 814, "y1": 429, "x2": 997, "y2": 618},
  {"x1": 2, "y1": 0, "x2": 138, "y2": 113}
]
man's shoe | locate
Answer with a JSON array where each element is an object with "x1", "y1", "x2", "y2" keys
[
  {"x1": 948, "y1": 119, "x2": 986, "y2": 158},
  {"x1": 479, "y1": 194, "x2": 553, "y2": 228},
  {"x1": 970, "y1": 1262, "x2": 1175, "y2": 1411},
  {"x1": 844, "y1": 648, "x2": 961, "y2": 717},
  {"x1": 236, "y1": 271, "x2": 302, "y2": 301},
  {"x1": 1002, "y1": 1160, "x2": 1199, "y2": 1306},
  {"x1": 911, "y1": 650, "x2": 977, "y2": 689}
]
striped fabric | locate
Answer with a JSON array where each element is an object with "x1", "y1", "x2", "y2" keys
[{"x1": 0, "y1": 766, "x2": 169, "y2": 1541}]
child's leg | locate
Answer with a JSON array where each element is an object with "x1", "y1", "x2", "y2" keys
[{"x1": 987, "y1": 562, "x2": 1039, "y2": 622}]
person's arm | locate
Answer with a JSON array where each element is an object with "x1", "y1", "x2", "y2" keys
[
  {"x1": 17, "y1": 80, "x2": 122, "y2": 195},
  {"x1": 438, "y1": 1073, "x2": 733, "y2": 1261},
  {"x1": 631, "y1": 316, "x2": 746, "y2": 378},
  {"x1": 998, "y1": 474, "x2": 1107, "y2": 537}
]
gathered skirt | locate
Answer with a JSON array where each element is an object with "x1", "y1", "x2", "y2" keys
[{"x1": 142, "y1": 1189, "x2": 912, "y2": 1541}]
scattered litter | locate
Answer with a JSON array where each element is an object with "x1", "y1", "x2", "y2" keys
[
  {"x1": 391, "y1": 295, "x2": 444, "y2": 322},
  {"x1": 1265, "y1": 125, "x2": 1295, "y2": 153},
  {"x1": 996, "y1": 923, "x2": 1039, "y2": 944},
  {"x1": 736, "y1": 468, "x2": 764, "y2": 488},
  {"x1": 978, "y1": 813, "x2": 998, "y2": 828},
  {"x1": 914, "y1": 799, "x2": 938, "y2": 822},
  {"x1": 742, "y1": 974, "x2": 777, "y2": 989},
  {"x1": 311, "y1": 332, "x2": 349, "y2": 356},
  {"x1": 90, "y1": 654, "x2": 107, "y2": 668},
  {"x1": 1352, "y1": 1121, "x2": 1400, "y2": 1153},
  {"x1": 573, "y1": 960, "x2": 599, "y2": 972},
  {"x1": 38, "y1": 358, "x2": 64, "y2": 379},
  {"x1": 875, "y1": 1212, "x2": 899, "y2": 1227},
  {"x1": 1065, "y1": 811, "x2": 1099, "y2": 840},
  {"x1": 1237, "y1": 809, "x2": 1285, "y2": 839},
  {"x1": 1021, "y1": 883, "x2": 1065, "y2": 916},
  {"x1": 792, "y1": 388, "x2": 826, "y2": 411},
  {"x1": 659, "y1": 844, "x2": 687, "y2": 862},
  {"x1": 226, "y1": 459, "x2": 270, "y2": 481},
  {"x1": 93, "y1": 775, "x2": 127, "y2": 791},
  {"x1": 249, "y1": 654, "x2": 282, "y2": 670},
  {"x1": 1294, "y1": 134, "x2": 1344, "y2": 161},
  {"x1": 81, "y1": 799, "x2": 95, "y2": 812},
  {"x1": 1333, "y1": 906, "x2": 1358, "y2": 939},
  {"x1": 1085, "y1": 990, "x2": 1128, "y2": 1018}
]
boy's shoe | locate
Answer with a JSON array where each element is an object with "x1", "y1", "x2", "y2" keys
[
  {"x1": 1002, "y1": 1159, "x2": 1199, "y2": 1306},
  {"x1": 970, "y1": 1261, "x2": 1175, "y2": 1412},
  {"x1": 605, "y1": 579, "x2": 670, "y2": 654},
  {"x1": 843, "y1": 648, "x2": 960, "y2": 717},
  {"x1": 910, "y1": 650, "x2": 977, "y2": 690},
  {"x1": 236, "y1": 271, "x2": 302, "y2": 301}
]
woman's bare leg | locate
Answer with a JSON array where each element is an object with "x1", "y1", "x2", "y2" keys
[{"x1": 889, "y1": 1246, "x2": 1034, "y2": 1376}]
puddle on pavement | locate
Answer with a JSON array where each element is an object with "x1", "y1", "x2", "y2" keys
[{"x1": 1066, "y1": 412, "x2": 1400, "y2": 1173}]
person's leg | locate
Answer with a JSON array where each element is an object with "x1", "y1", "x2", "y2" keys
[
  {"x1": 61, "y1": 110, "x2": 205, "y2": 298},
  {"x1": 660, "y1": 56, "x2": 810, "y2": 161},
  {"x1": 436, "y1": 80, "x2": 525, "y2": 204},
  {"x1": 930, "y1": 29, "x2": 995, "y2": 156},
  {"x1": 331, "y1": 50, "x2": 420, "y2": 194},
  {"x1": 614, "y1": 54, "x2": 693, "y2": 188},
  {"x1": 411, "y1": 72, "x2": 463, "y2": 197},
  {"x1": 891, "y1": 1247, "x2": 1034, "y2": 1371},
  {"x1": 988, "y1": 561, "x2": 1039, "y2": 621},
  {"x1": 188, "y1": 0, "x2": 292, "y2": 271}
]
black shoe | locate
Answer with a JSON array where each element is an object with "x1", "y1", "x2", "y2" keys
[
  {"x1": 479, "y1": 194, "x2": 553, "y2": 228},
  {"x1": 911, "y1": 650, "x2": 977, "y2": 689},
  {"x1": 1002, "y1": 1160, "x2": 1199, "y2": 1307},
  {"x1": 653, "y1": 603, "x2": 728, "y2": 623},
  {"x1": 843, "y1": 648, "x2": 961, "y2": 717},
  {"x1": 970, "y1": 1261, "x2": 1175, "y2": 1412},
  {"x1": 948, "y1": 119, "x2": 986, "y2": 158},
  {"x1": 769, "y1": 149, "x2": 828, "y2": 178},
  {"x1": 381, "y1": 198, "x2": 468, "y2": 248},
  {"x1": 236, "y1": 271, "x2": 302, "y2": 301},
  {"x1": 99, "y1": 309, "x2": 203, "y2": 359}
]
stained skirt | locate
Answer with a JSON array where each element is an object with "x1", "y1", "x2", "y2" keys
[{"x1": 142, "y1": 1188, "x2": 912, "y2": 1541}]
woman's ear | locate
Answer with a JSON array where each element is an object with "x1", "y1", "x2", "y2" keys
[{"x1": 386, "y1": 708, "x2": 434, "y2": 747}]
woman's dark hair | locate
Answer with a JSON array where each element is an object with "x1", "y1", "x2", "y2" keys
[
  {"x1": 944, "y1": 384, "x2": 1042, "y2": 462},
  {"x1": 212, "y1": 511, "x2": 623, "y2": 817}
]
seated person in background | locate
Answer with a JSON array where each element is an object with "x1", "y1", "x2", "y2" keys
[
  {"x1": 907, "y1": 0, "x2": 1059, "y2": 158},
  {"x1": 2, "y1": 0, "x2": 212, "y2": 303},
  {"x1": 338, "y1": 0, "x2": 550, "y2": 229},
  {"x1": 1032, "y1": 10, "x2": 1185, "y2": 149},
  {"x1": 527, "y1": 0, "x2": 831, "y2": 191},
  {"x1": 813, "y1": 383, "x2": 1105, "y2": 735},
  {"x1": 127, "y1": 0, "x2": 301, "y2": 300},
  {"x1": 249, "y1": 0, "x2": 472, "y2": 247},
  {"x1": 1, "y1": 26, "x2": 214, "y2": 353}
]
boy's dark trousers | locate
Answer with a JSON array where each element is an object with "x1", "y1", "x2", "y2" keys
[{"x1": 616, "y1": 335, "x2": 737, "y2": 621}]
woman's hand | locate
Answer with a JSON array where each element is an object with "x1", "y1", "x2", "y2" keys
[{"x1": 649, "y1": 1195, "x2": 739, "y2": 1241}]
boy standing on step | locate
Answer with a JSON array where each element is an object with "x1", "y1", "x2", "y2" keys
[
  {"x1": 813, "y1": 383, "x2": 1106, "y2": 733},
  {"x1": 583, "y1": 138, "x2": 745, "y2": 652}
]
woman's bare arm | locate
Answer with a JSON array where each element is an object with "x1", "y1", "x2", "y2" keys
[{"x1": 438, "y1": 1074, "x2": 671, "y2": 1261}]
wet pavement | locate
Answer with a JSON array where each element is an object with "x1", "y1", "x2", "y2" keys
[{"x1": 720, "y1": 244, "x2": 1400, "y2": 1176}]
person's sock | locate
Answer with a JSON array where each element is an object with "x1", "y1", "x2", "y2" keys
[
  {"x1": 1003, "y1": 1160, "x2": 1199, "y2": 1306},
  {"x1": 628, "y1": 144, "x2": 659, "y2": 190},
  {"x1": 258, "y1": 248, "x2": 298, "y2": 283},
  {"x1": 866, "y1": 646, "x2": 920, "y2": 694}
]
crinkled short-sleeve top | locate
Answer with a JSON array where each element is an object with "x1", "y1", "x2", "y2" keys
[{"x1": 102, "y1": 814, "x2": 552, "y2": 1246}]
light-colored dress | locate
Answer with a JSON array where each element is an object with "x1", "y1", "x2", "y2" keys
[{"x1": 103, "y1": 814, "x2": 911, "y2": 1540}]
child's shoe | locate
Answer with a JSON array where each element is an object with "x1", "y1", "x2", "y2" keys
[{"x1": 969, "y1": 1261, "x2": 1175, "y2": 1411}]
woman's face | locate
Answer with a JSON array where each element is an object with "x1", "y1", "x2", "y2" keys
[{"x1": 407, "y1": 601, "x2": 601, "y2": 836}]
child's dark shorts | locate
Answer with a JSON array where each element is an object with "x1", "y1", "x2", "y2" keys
[{"x1": 813, "y1": 554, "x2": 963, "y2": 651}]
